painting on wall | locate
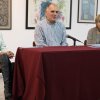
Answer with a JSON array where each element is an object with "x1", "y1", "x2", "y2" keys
[
  {"x1": 0, "y1": 0, "x2": 11, "y2": 30},
  {"x1": 26, "y1": 0, "x2": 72, "y2": 29},
  {"x1": 77, "y1": 0, "x2": 98, "y2": 23}
]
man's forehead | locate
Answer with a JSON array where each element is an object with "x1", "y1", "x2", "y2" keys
[{"x1": 47, "y1": 4, "x2": 58, "y2": 11}]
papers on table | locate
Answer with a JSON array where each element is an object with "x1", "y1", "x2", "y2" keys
[{"x1": 88, "y1": 44, "x2": 100, "y2": 48}]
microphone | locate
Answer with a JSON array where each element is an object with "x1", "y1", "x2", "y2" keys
[{"x1": 67, "y1": 35, "x2": 84, "y2": 44}]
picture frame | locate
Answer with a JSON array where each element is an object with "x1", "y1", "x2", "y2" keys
[
  {"x1": 26, "y1": 0, "x2": 72, "y2": 29},
  {"x1": 0, "y1": 0, "x2": 12, "y2": 30},
  {"x1": 77, "y1": 0, "x2": 98, "y2": 23}
]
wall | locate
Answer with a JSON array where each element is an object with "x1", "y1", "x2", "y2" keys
[{"x1": 1, "y1": 0, "x2": 100, "y2": 54}]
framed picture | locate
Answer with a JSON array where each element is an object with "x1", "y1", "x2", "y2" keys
[
  {"x1": 0, "y1": 0, "x2": 12, "y2": 30},
  {"x1": 26, "y1": 0, "x2": 72, "y2": 29},
  {"x1": 77, "y1": 0, "x2": 98, "y2": 23}
]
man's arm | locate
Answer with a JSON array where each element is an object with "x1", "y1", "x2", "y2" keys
[
  {"x1": 0, "y1": 33, "x2": 14, "y2": 59},
  {"x1": 0, "y1": 33, "x2": 6, "y2": 51},
  {"x1": 34, "y1": 25, "x2": 48, "y2": 46},
  {"x1": 60, "y1": 26, "x2": 68, "y2": 46},
  {"x1": 87, "y1": 29, "x2": 94, "y2": 44}
]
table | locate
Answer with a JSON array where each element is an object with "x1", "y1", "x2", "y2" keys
[{"x1": 12, "y1": 46, "x2": 100, "y2": 100}]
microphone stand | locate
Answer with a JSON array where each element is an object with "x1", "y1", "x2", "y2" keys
[{"x1": 67, "y1": 35, "x2": 84, "y2": 46}]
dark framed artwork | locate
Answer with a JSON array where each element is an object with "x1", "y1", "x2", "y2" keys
[
  {"x1": 26, "y1": 0, "x2": 72, "y2": 29},
  {"x1": 0, "y1": 0, "x2": 12, "y2": 30},
  {"x1": 77, "y1": 0, "x2": 98, "y2": 23}
]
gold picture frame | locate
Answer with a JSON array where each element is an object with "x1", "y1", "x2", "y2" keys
[{"x1": 0, "y1": 0, "x2": 12, "y2": 30}]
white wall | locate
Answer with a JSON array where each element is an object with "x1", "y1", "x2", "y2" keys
[{"x1": 1, "y1": 0, "x2": 100, "y2": 54}]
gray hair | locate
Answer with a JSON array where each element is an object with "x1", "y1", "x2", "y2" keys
[{"x1": 95, "y1": 14, "x2": 100, "y2": 23}]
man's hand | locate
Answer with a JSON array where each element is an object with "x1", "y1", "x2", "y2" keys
[{"x1": 6, "y1": 51, "x2": 14, "y2": 59}]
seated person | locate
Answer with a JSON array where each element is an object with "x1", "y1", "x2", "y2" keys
[
  {"x1": 87, "y1": 14, "x2": 100, "y2": 44},
  {"x1": 34, "y1": 1, "x2": 68, "y2": 46},
  {"x1": 0, "y1": 33, "x2": 14, "y2": 100}
]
